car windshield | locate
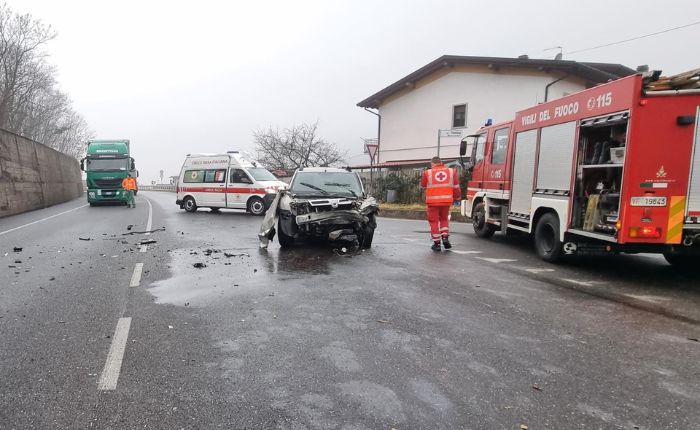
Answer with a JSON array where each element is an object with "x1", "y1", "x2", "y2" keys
[
  {"x1": 247, "y1": 168, "x2": 277, "y2": 182},
  {"x1": 87, "y1": 158, "x2": 129, "y2": 172},
  {"x1": 290, "y1": 171, "x2": 363, "y2": 196}
]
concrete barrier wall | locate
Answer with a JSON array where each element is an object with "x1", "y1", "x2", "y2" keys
[{"x1": 0, "y1": 129, "x2": 83, "y2": 218}]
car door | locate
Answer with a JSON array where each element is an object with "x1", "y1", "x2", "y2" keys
[
  {"x1": 201, "y1": 169, "x2": 227, "y2": 206},
  {"x1": 226, "y1": 168, "x2": 254, "y2": 209}
]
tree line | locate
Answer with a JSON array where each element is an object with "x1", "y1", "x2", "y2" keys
[{"x1": 0, "y1": 4, "x2": 92, "y2": 159}]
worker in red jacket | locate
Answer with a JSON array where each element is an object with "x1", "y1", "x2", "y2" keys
[{"x1": 421, "y1": 156, "x2": 461, "y2": 251}]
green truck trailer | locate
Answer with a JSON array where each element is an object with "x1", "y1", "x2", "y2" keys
[{"x1": 81, "y1": 140, "x2": 138, "y2": 205}]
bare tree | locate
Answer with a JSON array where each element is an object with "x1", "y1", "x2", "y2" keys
[
  {"x1": 0, "y1": 4, "x2": 93, "y2": 158},
  {"x1": 254, "y1": 120, "x2": 348, "y2": 171}
]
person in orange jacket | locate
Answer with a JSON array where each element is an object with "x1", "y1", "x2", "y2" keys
[
  {"x1": 420, "y1": 156, "x2": 461, "y2": 251},
  {"x1": 122, "y1": 173, "x2": 137, "y2": 208}
]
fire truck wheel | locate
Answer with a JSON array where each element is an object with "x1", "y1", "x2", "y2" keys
[
  {"x1": 662, "y1": 252, "x2": 693, "y2": 269},
  {"x1": 183, "y1": 197, "x2": 198, "y2": 212},
  {"x1": 473, "y1": 203, "x2": 495, "y2": 238},
  {"x1": 534, "y1": 212, "x2": 563, "y2": 263},
  {"x1": 248, "y1": 197, "x2": 266, "y2": 216}
]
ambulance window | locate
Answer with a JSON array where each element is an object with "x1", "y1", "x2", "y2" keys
[
  {"x1": 491, "y1": 127, "x2": 509, "y2": 165},
  {"x1": 204, "y1": 169, "x2": 226, "y2": 183},
  {"x1": 229, "y1": 169, "x2": 250, "y2": 184},
  {"x1": 184, "y1": 170, "x2": 204, "y2": 183},
  {"x1": 473, "y1": 134, "x2": 486, "y2": 165}
]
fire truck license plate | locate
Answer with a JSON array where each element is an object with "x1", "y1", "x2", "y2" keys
[{"x1": 630, "y1": 196, "x2": 667, "y2": 207}]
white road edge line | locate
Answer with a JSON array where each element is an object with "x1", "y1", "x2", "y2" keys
[
  {"x1": 563, "y1": 279, "x2": 594, "y2": 287},
  {"x1": 142, "y1": 195, "x2": 153, "y2": 235},
  {"x1": 448, "y1": 250, "x2": 483, "y2": 254},
  {"x1": 0, "y1": 204, "x2": 88, "y2": 236},
  {"x1": 130, "y1": 263, "x2": 144, "y2": 287},
  {"x1": 97, "y1": 317, "x2": 132, "y2": 391}
]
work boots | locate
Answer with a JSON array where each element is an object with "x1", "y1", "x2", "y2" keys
[
  {"x1": 442, "y1": 236, "x2": 452, "y2": 249},
  {"x1": 431, "y1": 241, "x2": 441, "y2": 252}
]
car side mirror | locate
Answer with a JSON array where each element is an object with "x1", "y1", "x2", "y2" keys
[
  {"x1": 80, "y1": 158, "x2": 85, "y2": 171},
  {"x1": 459, "y1": 140, "x2": 467, "y2": 156}
]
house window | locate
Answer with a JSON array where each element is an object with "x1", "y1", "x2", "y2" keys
[{"x1": 452, "y1": 104, "x2": 467, "y2": 128}]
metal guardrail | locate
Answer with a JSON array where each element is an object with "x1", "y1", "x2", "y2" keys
[{"x1": 139, "y1": 185, "x2": 176, "y2": 192}]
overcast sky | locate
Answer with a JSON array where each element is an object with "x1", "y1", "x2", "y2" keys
[{"x1": 11, "y1": 0, "x2": 700, "y2": 183}]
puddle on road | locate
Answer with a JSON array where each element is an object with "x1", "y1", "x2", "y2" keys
[{"x1": 148, "y1": 244, "x2": 366, "y2": 307}]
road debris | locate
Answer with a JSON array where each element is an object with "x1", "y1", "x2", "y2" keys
[
  {"x1": 122, "y1": 228, "x2": 165, "y2": 236},
  {"x1": 224, "y1": 252, "x2": 250, "y2": 258},
  {"x1": 140, "y1": 239, "x2": 157, "y2": 245},
  {"x1": 532, "y1": 385, "x2": 543, "y2": 391},
  {"x1": 127, "y1": 225, "x2": 134, "y2": 230},
  {"x1": 520, "y1": 425, "x2": 528, "y2": 430},
  {"x1": 203, "y1": 248, "x2": 221, "y2": 256},
  {"x1": 13, "y1": 247, "x2": 22, "y2": 252},
  {"x1": 193, "y1": 263, "x2": 207, "y2": 268},
  {"x1": 79, "y1": 238, "x2": 92, "y2": 241},
  {"x1": 377, "y1": 319, "x2": 393, "y2": 324},
  {"x1": 688, "y1": 338, "x2": 700, "y2": 342},
  {"x1": 14, "y1": 260, "x2": 21, "y2": 264},
  {"x1": 50, "y1": 277, "x2": 55, "y2": 281}
]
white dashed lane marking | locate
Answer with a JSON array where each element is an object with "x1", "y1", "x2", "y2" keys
[
  {"x1": 522, "y1": 268, "x2": 556, "y2": 273},
  {"x1": 448, "y1": 250, "x2": 483, "y2": 255},
  {"x1": 130, "y1": 263, "x2": 144, "y2": 287},
  {"x1": 97, "y1": 317, "x2": 132, "y2": 390},
  {"x1": 476, "y1": 257, "x2": 518, "y2": 264},
  {"x1": 564, "y1": 279, "x2": 594, "y2": 287},
  {"x1": 139, "y1": 245, "x2": 147, "y2": 253}
]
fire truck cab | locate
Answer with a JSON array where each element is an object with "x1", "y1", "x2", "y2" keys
[{"x1": 461, "y1": 73, "x2": 700, "y2": 267}]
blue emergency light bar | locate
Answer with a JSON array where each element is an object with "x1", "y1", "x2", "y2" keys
[{"x1": 485, "y1": 119, "x2": 493, "y2": 126}]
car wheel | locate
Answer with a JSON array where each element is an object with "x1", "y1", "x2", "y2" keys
[
  {"x1": 473, "y1": 203, "x2": 495, "y2": 238},
  {"x1": 663, "y1": 251, "x2": 694, "y2": 269},
  {"x1": 248, "y1": 197, "x2": 266, "y2": 216},
  {"x1": 534, "y1": 212, "x2": 563, "y2": 263},
  {"x1": 183, "y1": 197, "x2": 197, "y2": 213},
  {"x1": 278, "y1": 220, "x2": 295, "y2": 247},
  {"x1": 362, "y1": 214, "x2": 377, "y2": 248}
]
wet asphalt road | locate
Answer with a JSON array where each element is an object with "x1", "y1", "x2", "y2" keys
[{"x1": 1, "y1": 191, "x2": 699, "y2": 430}]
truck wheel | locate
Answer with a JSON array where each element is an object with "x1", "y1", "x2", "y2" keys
[
  {"x1": 534, "y1": 212, "x2": 563, "y2": 263},
  {"x1": 473, "y1": 203, "x2": 495, "y2": 238},
  {"x1": 278, "y1": 221, "x2": 295, "y2": 247},
  {"x1": 183, "y1": 197, "x2": 197, "y2": 213},
  {"x1": 247, "y1": 197, "x2": 266, "y2": 216},
  {"x1": 662, "y1": 252, "x2": 694, "y2": 269}
]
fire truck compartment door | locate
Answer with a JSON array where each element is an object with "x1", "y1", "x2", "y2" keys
[
  {"x1": 536, "y1": 121, "x2": 576, "y2": 192},
  {"x1": 686, "y1": 106, "x2": 700, "y2": 215},
  {"x1": 510, "y1": 129, "x2": 538, "y2": 215}
]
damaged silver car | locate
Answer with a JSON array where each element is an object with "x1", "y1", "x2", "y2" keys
[{"x1": 259, "y1": 167, "x2": 379, "y2": 249}]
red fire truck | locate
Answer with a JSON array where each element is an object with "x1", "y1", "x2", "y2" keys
[{"x1": 460, "y1": 71, "x2": 700, "y2": 266}]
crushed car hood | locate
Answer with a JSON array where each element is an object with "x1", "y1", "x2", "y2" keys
[{"x1": 258, "y1": 192, "x2": 378, "y2": 248}]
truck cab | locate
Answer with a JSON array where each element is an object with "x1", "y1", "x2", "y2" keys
[
  {"x1": 461, "y1": 120, "x2": 514, "y2": 237},
  {"x1": 81, "y1": 140, "x2": 133, "y2": 206}
]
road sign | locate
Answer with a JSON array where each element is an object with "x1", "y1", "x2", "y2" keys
[
  {"x1": 363, "y1": 138, "x2": 378, "y2": 154},
  {"x1": 439, "y1": 129, "x2": 463, "y2": 138},
  {"x1": 366, "y1": 144, "x2": 378, "y2": 164}
]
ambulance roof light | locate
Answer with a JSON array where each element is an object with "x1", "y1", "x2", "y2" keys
[
  {"x1": 485, "y1": 119, "x2": 493, "y2": 126},
  {"x1": 227, "y1": 150, "x2": 239, "y2": 154}
]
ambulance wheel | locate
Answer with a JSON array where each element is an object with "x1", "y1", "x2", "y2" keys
[
  {"x1": 473, "y1": 203, "x2": 495, "y2": 238},
  {"x1": 278, "y1": 221, "x2": 295, "y2": 248},
  {"x1": 662, "y1": 252, "x2": 693, "y2": 269},
  {"x1": 534, "y1": 212, "x2": 563, "y2": 263},
  {"x1": 183, "y1": 197, "x2": 197, "y2": 212},
  {"x1": 247, "y1": 197, "x2": 266, "y2": 216}
]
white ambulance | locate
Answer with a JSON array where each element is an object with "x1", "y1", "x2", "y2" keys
[{"x1": 175, "y1": 151, "x2": 288, "y2": 215}]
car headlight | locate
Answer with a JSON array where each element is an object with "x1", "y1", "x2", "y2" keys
[{"x1": 265, "y1": 188, "x2": 277, "y2": 194}]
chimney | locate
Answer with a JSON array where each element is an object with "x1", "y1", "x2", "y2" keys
[
  {"x1": 636, "y1": 65, "x2": 649, "y2": 72},
  {"x1": 518, "y1": 54, "x2": 529, "y2": 60}
]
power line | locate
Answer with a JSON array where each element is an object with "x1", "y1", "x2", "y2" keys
[{"x1": 560, "y1": 21, "x2": 700, "y2": 57}]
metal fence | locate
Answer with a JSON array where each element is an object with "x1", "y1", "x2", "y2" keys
[{"x1": 139, "y1": 184, "x2": 176, "y2": 192}]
